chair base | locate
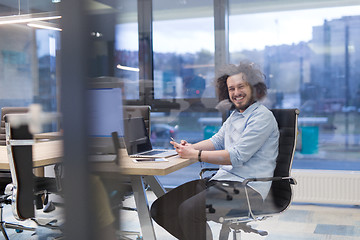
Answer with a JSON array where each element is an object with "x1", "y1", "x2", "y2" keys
[
  {"x1": 219, "y1": 222, "x2": 268, "y2": 240},
  {"x1": 0, "y1": 221, "x2": 36, "y2": 240},
  {"x1": 116, "y1": 230, "x2": 142, "y2": 240},
  {"x1": 0, "y1": 203, "x2": 36, "y2": 240}
]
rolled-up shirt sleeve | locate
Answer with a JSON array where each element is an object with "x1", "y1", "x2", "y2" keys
[{"x1": 209, "y1": 118, "x2": 227, "y2": 150}]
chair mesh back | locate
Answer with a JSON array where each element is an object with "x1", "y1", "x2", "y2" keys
[{"x1": 263, "y1": 109, "x2": 298, "y2": 214}]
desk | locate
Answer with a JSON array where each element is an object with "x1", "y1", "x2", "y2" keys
[
  {"x1": 92, "y1": 149, "x2": 197, "y2": 240},
  {"x1": 0, "y1": 140, "x2": 63, "y2": 170},
  {"x1": 1, "y1": 139, "x2": 194, "y2": 240},
  {"x1": 34, "y1": 132, "x2": 63, "y2": 141}
]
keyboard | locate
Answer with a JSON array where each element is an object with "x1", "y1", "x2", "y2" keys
[{"x1": 138, "y1": 150, "x2": 166, "y2": 156}]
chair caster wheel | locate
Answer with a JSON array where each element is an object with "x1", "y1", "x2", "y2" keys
[
  {"x1": 15, "y1": 229, "x2": 23, "y2": 233},
  {"x1": 136, "y1": 237, "x2": 143, "y2": 240}
]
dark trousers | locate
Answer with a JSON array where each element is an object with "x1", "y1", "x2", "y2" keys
[{"x1": 150, "y1": 179, "x2": 263, "y2": 240}]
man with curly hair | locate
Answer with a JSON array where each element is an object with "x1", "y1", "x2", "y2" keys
[{"x1": 151, "y1": 61, "x2": 279, "y2": 240}]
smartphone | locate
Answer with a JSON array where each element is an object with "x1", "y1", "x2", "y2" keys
[
  {"x1": 170, "y1": 137, "x2": 180, "y2": 145},
  {"x1": 133, "y1": 158, "x2": 168, "y2": 163}
]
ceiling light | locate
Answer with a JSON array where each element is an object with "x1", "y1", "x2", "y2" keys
[
  {"x1": 91, "y1": 32, "x2": 103, "y2": 38},
  {"x1": 116, "y1": 64, "x2": 139, "y2": 72},
  {"x1": 27, "y1": 21, "x2": 62, "y2": 31},
  {"x1": 0, "y1": 12, "x2": 61, "y2": 25}
]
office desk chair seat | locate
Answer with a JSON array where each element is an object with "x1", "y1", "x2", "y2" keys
[{"x1": 201, "y1": 108, "x2": 299, "y2": 240}]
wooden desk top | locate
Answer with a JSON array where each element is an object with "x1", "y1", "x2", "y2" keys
[
  {"x1": 33, "y1": 132, "x2": 196, "y2": 176},
  {"x1": 1, "y1": 139, "x2": 195, "y2": 176},
  {"x1": 0, "y1": 140, "x2": 63, "y2": 170},
  {"x1": 34, "y1": 132, "x2": 63, "y2": 141},
  {"x1": 92, "y1": 149, "x2": 197, "y2": 176}
]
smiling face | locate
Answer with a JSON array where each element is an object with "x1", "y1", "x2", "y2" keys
[{"x1": 227, "y1": 73, "x2": 255, "y2": 112}]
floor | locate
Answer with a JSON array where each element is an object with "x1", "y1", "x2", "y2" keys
[
  {"x1": 120, "y1": 191, "x2": 360, "y2": 240},
  {"x1": 2, "y1": 191, "x2": 360, "y2": 240},
  {"x1": 1, "y1": 198, "x2": 64, "y2": 240}
]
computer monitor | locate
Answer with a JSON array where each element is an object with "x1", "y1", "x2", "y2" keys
[{"x1": 87, "y1": 82, "x2": 124, "y2": 154}]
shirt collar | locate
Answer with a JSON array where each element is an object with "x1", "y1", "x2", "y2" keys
[{"x1": 233, "y1": 101, "x2": 260, "y2": 117}]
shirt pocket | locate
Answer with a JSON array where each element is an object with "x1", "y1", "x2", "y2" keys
[{"x1": 228, "y1": 118, "x2": 245, "y2": 143}]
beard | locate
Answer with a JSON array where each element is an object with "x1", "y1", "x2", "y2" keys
[{"x1": 233, "y1": 95, "x2": 255, "y2": 112}]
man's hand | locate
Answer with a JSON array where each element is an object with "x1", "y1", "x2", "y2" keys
[{"x1": 170, "y1": 140, "x2": 197, "y2": 159}]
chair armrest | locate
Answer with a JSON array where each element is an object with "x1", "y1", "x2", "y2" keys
[
  {"x1": 232, "y1": 176, "x2": 296, "y2": 221},
  {"x1": 242, "y1": 176, "x2": 297, "y2": 186},
  {"x1": 199, "y1": 168, "x2": 219, "y2": 179}
]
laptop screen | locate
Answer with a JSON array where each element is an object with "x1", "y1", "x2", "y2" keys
[{"x1": 123, "y1": 117, "x2": 152, "y2": 155}]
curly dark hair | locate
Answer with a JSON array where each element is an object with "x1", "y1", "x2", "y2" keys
[{"x1": 216, "y1": 61, "x2": 267, "y2": 102}]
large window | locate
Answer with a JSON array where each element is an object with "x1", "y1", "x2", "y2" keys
[
  {"x1": 229, "y1": 2, "x2": 360, "y2": 170},
  {"x1": 151, "y1": 0, "x2": 220, "y2": 148},
  {"x1": 153, "y1": 0, "x2": 215, "y2": 101},
  {"x1": 0, "y1": 25, "x2": 35, "y2": 109},
  {"x1": 0, "y1": 24, "x2": 59, "y2": 130},
  {"x1": 152, "y1": 0, "x2": 221, "y2": 186},
  {"x1": 114, "y1": 4, "x2": 139, "y2": 100}
]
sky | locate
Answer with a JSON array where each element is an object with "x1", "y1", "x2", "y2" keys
[{"x1": 115, "y1": 5, "x2": 360, "y2": 53}]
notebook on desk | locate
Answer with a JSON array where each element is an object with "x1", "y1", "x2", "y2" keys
[
  {"x1": 123, "y1": 117, "x2": 177, "y2": 158},
  {"x1": 89, "y1": 132, "x2": 120, "y2": 163}
]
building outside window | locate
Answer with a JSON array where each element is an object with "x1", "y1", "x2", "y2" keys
[
  {"x1": 151, "y1": 0, "x2": 221, "y2": 186},
  {"x1": 228, "y1": 2, "x2": 360, "y2": 171},
  {"x1": 151, "y1": 0, "x2": 219, "y2": 147}
]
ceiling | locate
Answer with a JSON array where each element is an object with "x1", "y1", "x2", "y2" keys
[
  {"x1": 0, "y1": 0, "x2": 57, "y2": 16},
  {"x1": 0, "y1": 0, "x2": 359, "y2": 33},
  {"x1": 1, "y1": 0, "x2": 359, "y2": 19}
]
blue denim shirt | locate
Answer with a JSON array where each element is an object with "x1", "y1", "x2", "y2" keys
[{"x1": 209, "y1": 102, "x2": 279, "y2": 199}]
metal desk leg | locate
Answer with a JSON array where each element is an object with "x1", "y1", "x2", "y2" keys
[
  {"x1": 130, "y1": 175, "x2": 156, "y2": 240},
  {"x1": 143, "y1": 176, "x2": 166, "y2": 198}
]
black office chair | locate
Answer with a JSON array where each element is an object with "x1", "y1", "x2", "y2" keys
[
  {"x1": 200, "y1": 108, "x2": 299, "y2": 240},
  {"x1": 0, "y1": 108, "x2": 34, "y2": 239},
  {"x1": 2, "y1": 117, "x2": 62, "y2": 239},
  {"x1": 0, "y1": 108, "x2": 28, "y2": 199},
  {"x1": 1, "y1": 107, "x2": 62, "y2": 211}
]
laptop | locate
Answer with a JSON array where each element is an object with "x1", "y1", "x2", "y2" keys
[
  {"x1": 89, "y1": 132, "x2": 120, "y2": 163},
  {"x1": 123, "y1": 117, "x2": 177, "y2": 158}
]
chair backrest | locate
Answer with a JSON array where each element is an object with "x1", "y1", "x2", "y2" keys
[
  {"x1": 5, "y1": 115, "x2": 35, "y2": 221},
  {"x1": 262, "y1": 109, "x2": 299, "y2": 214},
  {"x1": 0, "y1": 107, "x2": 29, "y2": 146},
  {"x1": 0, "y1": 108, "x2": 29, "y2": 191},
  {"x1": 123, "y1": 105, "x2": 151, "y2": 136}
]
